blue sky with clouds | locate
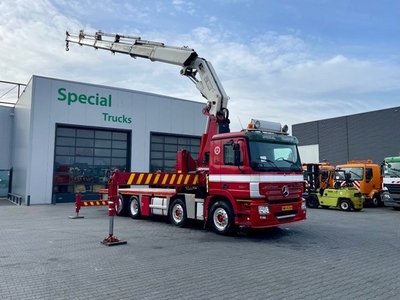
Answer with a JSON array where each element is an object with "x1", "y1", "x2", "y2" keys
[{"x1": 0, "y1": 0, "x2": 399, "y2": 131}]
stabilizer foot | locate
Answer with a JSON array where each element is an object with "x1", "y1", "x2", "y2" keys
[{"x1": 101, "y1": 235, "x2": 127, "y2": 246}]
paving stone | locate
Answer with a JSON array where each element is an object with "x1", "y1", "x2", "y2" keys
[{"x1": 0, "y1": 203, "x2": 399, "y2": 299}]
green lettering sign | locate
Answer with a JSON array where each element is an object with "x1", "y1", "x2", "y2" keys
[
  {"x1": 57, "y1": 88, "x2": 112, "y2": 107},
  {"x1": 57, "y1": 87, "x2": 132, "y2": 124},
  {"x1": 102, "y1": 113, "x2": 132, "y2": 124}
]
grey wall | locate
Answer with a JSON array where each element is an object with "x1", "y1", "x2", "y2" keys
[
  {"x1": 0, "y1": 106, "x2": 13, "y2": 169},
  {"x1": 293, "y1": 107, "x2": 400, "y2": 166}
]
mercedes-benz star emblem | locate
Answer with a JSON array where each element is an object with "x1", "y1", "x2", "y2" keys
[{"x1": 282, "y1": 185, "x2": 289, "y2": 197}]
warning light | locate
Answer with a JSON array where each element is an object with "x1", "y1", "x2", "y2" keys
[{"x1": 247, "y1": 119, "x2": 288, "y2": 135}]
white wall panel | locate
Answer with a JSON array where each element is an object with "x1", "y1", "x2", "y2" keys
[
  {"x1": 157, "y1": 97, "x2": 173, "y2": 133},
  {"x1": 130, "y1": 91, "x2": 147, "y2": 172},
  {"x1": 29, "y1": 77, "x2": 56, "y2": 204},
  {"x1": 23, "y1": 75, "x2": 206, "y2": 204},
  {"x1": 11, "y1": 80, "x2": 33, "y2": 203},
  {"x1": 298, "y1": 144, "x2": 320, "y2": 164}
]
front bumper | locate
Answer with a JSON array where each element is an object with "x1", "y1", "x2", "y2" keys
[
  {"x1": 382, "y1": 192, "x2": 400, "y2": 207},
  {"x1": 351, "y1": 197, "x2": 363, "y2": 209},
  {"x1": 235, "y1": 201, "x2": 307, "y2": 228}
]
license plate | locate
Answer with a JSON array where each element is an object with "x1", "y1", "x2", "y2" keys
[{"x1": 281, "y1": 205, "x2": 293, "y2": 211}]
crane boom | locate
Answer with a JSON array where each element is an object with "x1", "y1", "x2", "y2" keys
[{"x1": 65, "y1": 30, "x2": 229, "y2": 124}]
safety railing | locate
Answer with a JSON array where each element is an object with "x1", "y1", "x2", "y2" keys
[
  {"x1": 69, "y1": 191, "x2": 127, "y2": 246},
  {"x1": 69, "y1": 193, "x2": 108, "y2": 219},
  {"x1": 7, "y1": 193, "x2": 23, "y2": 205}
]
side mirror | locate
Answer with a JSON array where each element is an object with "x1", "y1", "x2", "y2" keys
[{"x1": 233, "y1": 143, "x2": 241, "y2": 166}]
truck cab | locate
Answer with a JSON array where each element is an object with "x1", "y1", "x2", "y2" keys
[
  {"x1": 336, "y1": 160, "x2": 382, "y2": 207},
  {"x1": 381, "y1": 156, "x2": 400, "y2": 210},
  {"x1": 207, "y1": 120, "x2": 305, "y2": 228}
]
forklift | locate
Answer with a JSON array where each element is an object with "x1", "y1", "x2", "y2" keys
[{"x1": 304, "y1": 163, "x2": 363, "y2": 211}]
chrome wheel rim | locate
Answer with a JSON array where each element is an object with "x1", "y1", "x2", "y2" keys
[
  {"x1": 213, "y1": 208, "x2": 228, "y2": 231},
  {"x1": 115, "y1": 196, "x2": 123, "y2": 213},
  {"x1": 172, "y1": 203, "x2": 183, "y2": 224},
  {"x1": 130, "y1": 199, "x2": 139, "y2": 215}
]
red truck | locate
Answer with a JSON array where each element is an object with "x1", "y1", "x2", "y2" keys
[{"x1": 65, "y1": 31, "x2": 306, "y2": 235}]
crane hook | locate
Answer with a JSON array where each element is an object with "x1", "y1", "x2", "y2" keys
[{"x1": 65, "y1": 41, "x2": 69, "y2": 51}]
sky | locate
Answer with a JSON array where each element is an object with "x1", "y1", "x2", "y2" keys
[{"x1": 0, "y1": 0, "x2": 399, "y2": 132}]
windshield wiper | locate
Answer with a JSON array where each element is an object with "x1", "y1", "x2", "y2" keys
[
  {"x1": 264, "y1": 159, "x2": 281, "y2": 171},
  {"x1": 251, "y1": 158, "x2": 281, "y2": 171},
  {"x1": 276, "y1": 158, "x2": 302, "y2": 170},
  {"x1": 345, "y1": 170, "x2": 362, "y2": 180},
  {"x1": 350, "y1": 171, "x2": 362, "y2": 180},
  {"x1": 388, "y1": 171, "x2": 400, "y2": 177}
]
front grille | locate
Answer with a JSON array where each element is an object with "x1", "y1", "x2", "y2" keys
[
  {"x1": 260, "y1": 182, "x2": 303, "y2": 203},
  {"x1": 385, "y1": 184, "x2": 400, "y2": 194},
  {"x1": 268, "y1": 199, "x2": 300, "y2": 205}
]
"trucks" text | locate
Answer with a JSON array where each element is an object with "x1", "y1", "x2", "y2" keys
[{"x1": 102, "y1": 113, "x2": 132, "y2": 124}]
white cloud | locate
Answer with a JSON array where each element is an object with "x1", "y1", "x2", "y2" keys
[
  {"x1": 0, "y1": 0, "x2": 399, "y2": 134},
  {"x1": 171, "y1": 0, "x2": 195, "y2": 14}
]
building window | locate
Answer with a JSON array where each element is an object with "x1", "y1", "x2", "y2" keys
[
  {"x1": 53, "y1": 125, "x2": 131, "y2": 203},
  {"x1": 149, "y1": 132, "x2": 201, "y2": 172}
]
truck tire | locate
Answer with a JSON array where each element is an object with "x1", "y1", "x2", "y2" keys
[
  {"x1": 371, "y1": 195, "x2": 382, "y2": 207},
  {"x1": 115, "y1": 194, "x2": 128, "y2": 216},
  {"x1": 306, "y1": 194, "x2": 319, "y2": 208},
  {"x1": 129, "y1": 196, "x2": 141, "y2": 219},
  {"x1": 209, "y1": 201, "x2": 235, "y2": 236},
  {"x1": 169, "y1": 198, "x2": 187, "y2": 227},
  {"x1": 339, "y1": 199, "x2": 352, "y2": 211}
]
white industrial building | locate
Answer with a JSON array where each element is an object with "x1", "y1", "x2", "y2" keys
[{"x1": 0, "y1": 75, "x2": 205, "y2": 205}]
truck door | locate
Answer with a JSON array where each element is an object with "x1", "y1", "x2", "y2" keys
[
  {"x1": 219, "y1": 139, "x2": 248, "y2": 198},
  {"x1": 364, "y1": 167, "x2": 373, "y2": 192}
]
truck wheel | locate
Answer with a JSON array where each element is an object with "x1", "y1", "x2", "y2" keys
[
  {"x1": 169, "y1": 198, "x2": 187, "y2": 227},
  {"x1": 306, "y1": 194, "x2": 319, "y2": 208},
  {"x1": 209, "y1": 201, "x2": 235, "y2": 236},
  {"x1": 129, "y1": 196, "x2": 141, "y2": 219},
  {"x1": 371, "y1": 195, "x2": 382, "y2": 207},
  {"x1": 339, "y1": 199, "x2": 352, "y2": 211},
  {"x1": 114, "y1": 195, "x2": 128, "y2": 216}
]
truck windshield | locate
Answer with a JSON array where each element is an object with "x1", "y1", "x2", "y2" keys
[
  {"x1": 337, "y1": 167, "x2": 363, "y2": 180},
  {"x1": 383, "y1": 162, "x2": 400, "y2": 177},
  {"x1": 249, "y1": 141, "x2": 301, "y2": 172}
]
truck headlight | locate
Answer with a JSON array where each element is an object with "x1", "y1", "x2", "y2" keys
[
  {"x1": 258, "y1": 206, "x2": 270, "y2": 215},
  {"x1": 301, "y1": 201, "x2": 307, "y2": 210}
]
